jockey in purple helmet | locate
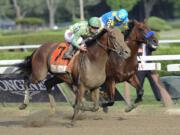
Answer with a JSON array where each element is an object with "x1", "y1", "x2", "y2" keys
[{"x1": 100, "y1": 9, "x2": 129, "y2": 30}]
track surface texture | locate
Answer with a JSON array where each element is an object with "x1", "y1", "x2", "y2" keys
[{"x1": 0, "y1": 103, "x2": 180, "y2": 135}]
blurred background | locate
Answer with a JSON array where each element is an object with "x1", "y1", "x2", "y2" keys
[
  {"x1": 0, "y1": 0, "x2": 179, "y2": 41},
  {"x1": 0, "y1": 0, "x2": 179, "y2": 30}
]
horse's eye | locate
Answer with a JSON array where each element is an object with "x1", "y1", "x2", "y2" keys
[
  {"x1": 152, "y1": 39, "x2": 157, "y2": 43},
  {"x1": 138, "y1": 28, "x2": 144, "y2": 32},
  {"x1": 110, "y1": 35, "x2": 116, "y2": 39}
]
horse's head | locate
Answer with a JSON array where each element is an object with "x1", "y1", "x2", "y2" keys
[
  {"x1": 106, "y1": 28, "x2": 131, "y2": 59},
  {"x1": 125, "y1": 20, "x2": 158, "y2": 49}
]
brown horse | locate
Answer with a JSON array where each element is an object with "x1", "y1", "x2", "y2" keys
[
  {"x1": 17, "y1": 28, "x2": 131, "y2": 124},
  {"x1": 101, "y1": 20, "x2": 158, "y2": 111}
]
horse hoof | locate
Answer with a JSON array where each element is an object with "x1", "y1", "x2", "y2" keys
[
  {"x1": 92, "y1": 107, "x2": 99, "y2": 112},
  {"x1": 18, "y1": 103, "x2": 27, "y2": 110},
  {"x1": 134, "y1": 97, "x2": 142, "y2": 104},
  {"x1": 102, "y1": 107, "x2": 109, "y2": 113},
  {"x1": 124, "y1": 104, "x2": 136, "y2": 112},
  {"x1": 70, "y1": 120, "x2": 76, "y2": 127}
]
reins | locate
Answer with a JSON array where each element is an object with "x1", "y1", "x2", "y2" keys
[
  {"x1": 95, "y1": 31, "x2": 123, "y2": 56},
  {"x1": 96, "y1": 39, "x2": 118, "y2": 53}
]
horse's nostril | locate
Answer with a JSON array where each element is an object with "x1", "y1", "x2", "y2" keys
[{"x1": 125, "y1": 51, "x2": 129, "y2": 54}]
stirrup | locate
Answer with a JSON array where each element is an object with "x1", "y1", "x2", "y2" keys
[
  {"x1": 65, "y1": 70, "x2": 73, "y2": 81},
  {"x1": 63, "y1": 54, "x2": 72, "y2": 59}
]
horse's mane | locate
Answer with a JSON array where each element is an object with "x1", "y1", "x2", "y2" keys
[
  {"x1": 123, "y1": 20, "x2": 135, "y2": 40},
  {"x1": 85, "y1": 29, "x2": 107, "y2": 46}
]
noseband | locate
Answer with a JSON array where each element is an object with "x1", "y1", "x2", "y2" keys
[{"x1": 129, "y1": 29, "x2": 155, "y2": 43}]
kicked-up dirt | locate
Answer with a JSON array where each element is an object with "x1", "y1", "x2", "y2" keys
[{"x1": 0, "y1": 103, "x2": 180, "y2": 135}]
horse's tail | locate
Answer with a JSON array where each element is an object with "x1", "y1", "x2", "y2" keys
[{"x1": 15, "y1": 53, "x2": 33, "y2": 76}]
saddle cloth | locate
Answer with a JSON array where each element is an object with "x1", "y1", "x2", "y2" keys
[{"x1": 49, "y1": 42, "x2": 70, "y2": 73}]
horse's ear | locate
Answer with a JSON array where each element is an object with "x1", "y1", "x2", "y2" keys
[
  {"x1": 133, "y1": 19, "x2": 139, "y2": 25},
  {"x1": 128, "y1": 19, "x2": 133, "y2": 23},
  {"x1": 143, "y1": 19, "x2": 148, "y2": 25}
]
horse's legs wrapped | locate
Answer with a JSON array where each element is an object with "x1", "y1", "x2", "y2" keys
[
  {"x1": 19, "y1": 78, "x2": 30, "y2": 110},
  {"x1": 91, "y1": 88, "x2": 100, "y2": 111},
  {"x1": 72, "y1": 85, "x2": 85, "y2": 124}
]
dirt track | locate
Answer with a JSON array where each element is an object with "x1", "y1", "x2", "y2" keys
[{"x1": 0, "y1": 104, "x2": 180, "y2": 135}]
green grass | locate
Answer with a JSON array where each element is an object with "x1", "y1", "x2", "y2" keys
[
  {"x1": 0, "y1": 28, "x2": 66, "y2": 36},
  {"x1": 0, "y1": 51, "x2": 33, "y2": 60},
  {"x1": 159, "y1": 28, "x2": 180, "y2": 40},
  {"x1": 116, "y1": 79, "x2": 162, "y2": 105}
]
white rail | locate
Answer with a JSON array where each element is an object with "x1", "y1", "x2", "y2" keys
[
  {"x1": 0, "y1": 40, "x2": 179, "y2": 50},
  {"x1": 0, "y1": 55, "x2": 180, "y2": 73},
  {"x1": 159, "y1": 40, "x2": 180, "y2": 44},
  {"x1": 138, "y1": 55, "x2": 180, "y2": 61},
  {"x1": 0, "y1": 55, "x2": 179, "y2": 66},
  {"x1": 0, "y1": 60, "x2": 24, "y2": 65},
  {"x1": 0, "y1": 45, "x2": 40, "y2": 50}
]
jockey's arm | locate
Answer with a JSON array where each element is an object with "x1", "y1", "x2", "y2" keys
[
  {"x1": 122, "y1": 18, "x2": 129, "y2": 30},
  {"x1": 106, "y1": 18, "x2": 114, "y2": 28},
  {"x1": 71, "y1": 33, "x2": 81, "y2": 49},
  {"x1": 122, "y1": 22, "x2": 128, "y2": 30}
]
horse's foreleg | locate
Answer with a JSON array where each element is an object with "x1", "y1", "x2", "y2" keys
[
  {"x1": 91, "y1": 88, "x2": 100, "y2": 112},
  {"x1": 72, "y1": 85, "x2": 85, "y2": 124},
  {"x1": 123, "y1": 82, "x2": 131, "y2": 105},
  {"x1": 123, "y1": 82, "x2": 136, "y2": 112},
  {"x1": 19, "y1": 79, "x2": 30, "y2": 110}
]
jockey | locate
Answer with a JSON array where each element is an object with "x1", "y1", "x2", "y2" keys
[
  {"x1": 63, "y1": 17, "x2": 101, "y2": 59},
  {"x1": 100, "y1": 9, "x2": 129, "y2": 30}
]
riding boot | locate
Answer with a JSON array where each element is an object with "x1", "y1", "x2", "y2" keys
[{"x1": 63, "y1": 45, "x2": 74, "y2": 59}]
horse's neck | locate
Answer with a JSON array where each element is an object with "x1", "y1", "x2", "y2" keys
[
  {"x1": 74, "y1": 38, "x2": 109, "y2": 87},
  {"x1": 86, "y1": 40, "x2": 108, "y2": 66},
  {"x1": 127, "y1": 35, "x2": 139, "y2": 59}
]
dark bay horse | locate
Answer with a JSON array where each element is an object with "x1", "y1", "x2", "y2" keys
[
  {"x1": 102, "y1": 20, "x2": 158, "y2": 111},
  {"x1": 18, "y1": 28, "x2": 131, "y2": 123}
]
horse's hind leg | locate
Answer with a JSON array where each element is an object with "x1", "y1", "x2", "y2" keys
[
  {"x1": 123, "y1": 82, "x2": 136, "y2": 112},
  {"x1": 128, "y1": 74, "x2": 143, "y2": 104},
  {"x1": 19, "y1": 77, "x2": 30, "y2": 110},
  {"x1": 45, "y1": 76, "x2": 63, "y2": 113},
  {"x1": 101, "y1": 80, "x2": 116, "y2": 109}
]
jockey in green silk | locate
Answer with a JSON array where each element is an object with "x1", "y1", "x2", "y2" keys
[{"x1": 63, "y1": 17, "x2": 101, "y2": 59}]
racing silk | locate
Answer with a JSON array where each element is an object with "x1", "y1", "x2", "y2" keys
[
  {"x1": 68, "y1": 21, "x2": 92, "y2": 48},
  {"x1": 100, "y1": 11, "x2": 129, "y2": 28}
]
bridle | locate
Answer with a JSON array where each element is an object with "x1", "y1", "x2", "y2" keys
[
  {"x1": 95, "y1": 30, "x2": 125, "y2": 56},
  {"x1": 127, "y1": 25, "x2": 155, "y2": 44}
]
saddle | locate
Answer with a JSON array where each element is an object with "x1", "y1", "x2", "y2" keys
[{"x1": 49, "y1": 42, "x2": 74, "y2": 73}]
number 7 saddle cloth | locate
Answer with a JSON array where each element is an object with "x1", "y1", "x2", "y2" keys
[{"x1": 49, "y1": 42, "x2": 71, "y2": 73}]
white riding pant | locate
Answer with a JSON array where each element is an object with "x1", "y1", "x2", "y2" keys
[{"x1": 64, "y1": 30, "x2": 83, "y2": 45}]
